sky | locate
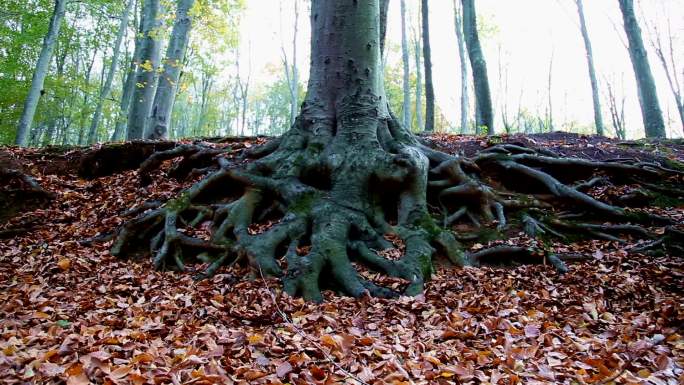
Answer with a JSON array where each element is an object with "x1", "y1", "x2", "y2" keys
[{"x1": 233, "y1": 0, "x2": 683, "y2": 139}]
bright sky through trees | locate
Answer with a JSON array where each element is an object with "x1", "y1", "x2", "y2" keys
[{"x1": 236, "y1": 0, "x2": 683, "y2": 139}]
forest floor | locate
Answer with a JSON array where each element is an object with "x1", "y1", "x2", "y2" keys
[{"x1": 0, "y1": 133, "x2": 682, "y2": 385}]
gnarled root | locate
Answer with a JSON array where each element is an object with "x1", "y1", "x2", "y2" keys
[{"x1": 111, "y1": 115, "x2": 683, "y2": 301}]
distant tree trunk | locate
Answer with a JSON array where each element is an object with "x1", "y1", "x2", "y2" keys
[
  {"x1": 605, "y1": 75, "x2": 627, "y2": 140},
  {"x1": 461, "y1": 0, "x2": 493, "y2": 135},
  {"x1": 453, "y1": 0, "x2": 469, "y2": 134},
  {"x1": 413, "y1": 28, "x2": 424, "y2": 132},
  {"x1": 617, "y1": 0, "x2": 665, "y2": 138},
  {"x1": 78, "y1": 47, "x2": 99, "y2": 145},
  {"x1": 146, "y1": 0, "x2": 196, "y2": 140},
  {"x1": 281, "y1": 0, "x2": 300, "y2": 128},
  {"x1": 547, "y1": 50, "x2": 554, "y2": 131},
  {"x1": 194, "y1": 74, "x2": 213, "y2": 136},
  {"x1": 575, "y1": 0, "x2": 604, "y2": 136},
  {"x1": 42, "y1": 45, "x2": 67, "y2": 146},
  {"x1": 112, "y1": 3, "x2": 144, "y2": 141},
  {"x1": 127, "y1": 0, "x2": 162, "y2": 140},
  {"x1": 87, "y1": 0, "x2": 135, "y2": 144},
  {"x1": 15, "y1": 0, "x2": 67, "y2": 146},
  {"x1": 399, "y1": 0, "x2": 411, "y2": 130},
  {"x1": 644, "y1": 13, "x2": 684, "y2": 131},
  {"x1": 420, "y1": 0, "x2": 434, "y2": 132}
]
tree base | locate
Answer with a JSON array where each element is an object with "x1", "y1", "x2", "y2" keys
[{"x1": 110, "y1": 118, "x2": 684, "y2": 301}]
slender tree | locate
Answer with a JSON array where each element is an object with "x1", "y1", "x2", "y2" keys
[
  {"x1": 420, "y1": 0, "x2": 434, "y2": 132},
  {"x1": 147, "y1": 0, "x2": 197, "y2": 139},
  {"x1": 281, "y1": 0, "x2": 300, "y2": 127},
  {"x1": 127, "y1": 0, "x2": 162, "y2": 140},
  {"x1": 453, "y1": 0, "x2": 469, "y2": 134},
  {"x1": 643, "y1": 10, "x2": 683, "y2": 130},
  {"x1": 617, "y1": 0, "x2": 665, "y2": 138},
  {"x1": 112, "y1": 1, "x2": 145, "y2": 141},
  {"x1": 87, "y1": 0, "x2": 136, "y2": 144},
  {"x1": 461, "y1": 0, "x2": 493, "y2": 135},
  {"x1": 14, "y1": 0, "x2": 67, "y2": 146},
  {"x1": 412, "y1": 25, "x2": 424, "y2": 132},
  {"x1": 399, "y1": 0, "x2": 411, "y2": 130},
  {"x1": 575, "y1": 0, "x2": 604, "y2": 136}
]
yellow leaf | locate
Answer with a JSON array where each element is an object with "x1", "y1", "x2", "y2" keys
[
  {"x1": 320, "y1": 334, "x2": 338, "y2": 349},
  {"x1": 34, "y1": 311, "x2": 50, "y2": 319},
  {"x1": 637, "y1": 369, "x2": 651, "y2": 378},
  {"x1": 248, "y1": 334, "x2": 263, "y2": 344},
  {"x1": 57, "y1": 258, "x2": 71, "y2": 271},
  {"x1": 131, "y1": 353, "x2": 153, "y2": 364},
  {"x1": 3, "y1": 345, "x2": 16, "y2": 356}
]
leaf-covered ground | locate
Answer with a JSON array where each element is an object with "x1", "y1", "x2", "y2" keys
[{"x1": 1, "y1": 133, "x2": 683, "y2": 385}]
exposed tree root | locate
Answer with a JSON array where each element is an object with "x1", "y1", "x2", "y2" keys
[
  {"x1": 110, "y1": 115, "x2": 683, "y2": 301},
  {"x1": 0, "y1": 168, "x2": 55, "y2": 223}
]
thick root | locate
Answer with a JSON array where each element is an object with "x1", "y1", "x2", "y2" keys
[{"x1": 111, "y1": 117, "x2": 684, "y2": 300}]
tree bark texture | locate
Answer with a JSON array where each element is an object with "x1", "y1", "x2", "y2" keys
[
  {"x1": 618, "y1": 0, "x2": 665, "y2": 138},
  {"x1": 15, "y1": 0, "x2": 67, "y2": 146},
  {"x1": 462, "y1": 0, "x2": 493, "y2": 135}
]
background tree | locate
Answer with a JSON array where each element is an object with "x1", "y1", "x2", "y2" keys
[
  {"x1": 420, "y1": 0, "x2": 434, "y2": 132},
  {"x1": 280, "y1": 0, "x2": 300, "y2": 128},
  {"x1": 127, "y1": 0, "x2": 162, "y2": 140},
  {"x1": 453, "y1": 0, "x2": 469, "y2": 134},
  {"x1": 399, "y1": 0, "x2": 411, "y2": 130},
  {"x1": 147, "y1": 0, "x2": 197, "y2": 140},
  {"x1": 618, "y1": 0, "x2": 665, "y2": 138},
  {"x1": 87, "y1": 0, "x2": 135, "y2": 144},
  {"x1": 14, "y1": 0, "x2": 67, "y2": 146},
  {"x1": 411, "y1": 24, "x2": 424, "y2": 132},
  {"x1": 575, "y1": 0, "x2": 604, "y2": 136},
  {"x1": 641, "y1": 4, "x2": 683, "y2": 131},
  {"x1": 461, "y1": 0, "x2": 493, "y2": 135}
]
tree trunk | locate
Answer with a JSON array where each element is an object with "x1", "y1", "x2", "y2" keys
[
  {"x1": 547, "y1": 50, "x2": 554, "y2": 131},
  {"x1": 644, "y1": 11, "x2": 684, "y2": 131},
  {"x1": 453, "y1": 0, "x2": 469, "y2": 134},
  {"x1": 618, "y1": 0, "x2": 665, "y2": 138},
  {"x1": 112, "y1": 1, "x2": 144, "y2": 142},
  {"x1": 399, "y1": 0, "x2": 411, "y2": 130},
  {"x1": 282, "y1": 0, "x2": 300, "y2": 128},
  {"x1": 420, "y1": 0, "x2": 434, "y2": 132},
  {"x1": 14, "y1": 0, "x2": 67, "y2": 146},
  {"x1": 575, "y1": 0, "x2": 604, "y2": 136},
  {"x1": 78, "y1": 47, "x2": 99, "y2": 145},
  {"x1": 146, "y1": 0, "x2": 196, "y2": 140},
  {"x1": 127, "y1": 0, "x2": 162, "y2": 140},
  {"x1": 413, "y1": 28, "x2": 424, "y2": 132},
  {"x1": 88, "y1": 0, "x2": 135, "y2": 144},
  {"x1": 461, "y1": 0, "x2": 493, "y2": 135}
]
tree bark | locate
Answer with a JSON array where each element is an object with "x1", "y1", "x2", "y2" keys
[
  {"x1": 88, "y1": 0, "x2": 135, "y2": 144},
  {"x1": 461, "y1": 0, "x2": 493, "y2": 135},
  {"x1": 112, "y1": 0, "x2": 144, "y2": 142},
  {"x1": 281, "y1": 0, "x2": 300, "y2": 128},
  {"x1": 618, "y1": 0, "x2": 665, "y2": 138},
  {"x1": 413, "y1": 27, "x2": 424, "y2": 132},
  {"x1": 14, "y1": 0, "x2": 67, "y2": 146},
  {"x1": 420, "y1": 0, "x2": 434, "y2": 132},
  {"x1": 146, "y1": 0, "x2": 196, "y2": 140},
  {"x1": 127, "y1": 0, "x2": 162, "y2": 140},
  {"x1": 453, "y1": 0, "x2": 469, "y2": 134},
  {"x1": 575, "y1": 0, "x2": 604, "y2": 136},
  {"x1": 399, "y1": 0, "x2": 411, "y2": 130}
]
